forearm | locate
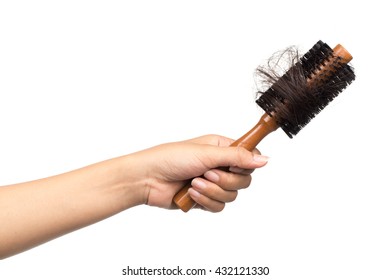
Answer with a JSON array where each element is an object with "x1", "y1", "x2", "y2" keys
[
  {"x1": 0, "y1": 154, "x2": 146, "y2": 259},
  {"x1": 0, "y1": 135, "x2": 266, "y2": 259}
]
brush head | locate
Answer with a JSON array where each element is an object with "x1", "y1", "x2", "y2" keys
[{"x1": 255, "y1": 40, "x2": 355, "y2": 138}]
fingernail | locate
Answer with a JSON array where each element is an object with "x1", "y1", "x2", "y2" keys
[
  {"x1": 253, "y1": 155, "x2": 269, "y2": 163},
  {"x1": 204, "y1": 170, "x2": 219, "y2": 182},
  {"x1": 192, "y1": 178, "x2": 206, "y2": 190},
  {"x1": 188, "y1": 188, "x2": 200, "y2": 199}
]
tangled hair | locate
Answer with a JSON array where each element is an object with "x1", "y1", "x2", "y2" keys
[{"x1": 255, "y1": 41, "x2": 355, "y2": 138}]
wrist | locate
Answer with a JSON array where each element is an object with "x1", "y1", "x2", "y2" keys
[{"x1": 114, "y1": 154, "x2": 150, "y2": 209}]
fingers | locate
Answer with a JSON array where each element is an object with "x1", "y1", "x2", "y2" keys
[
  {"x1": 226, "y1": 148, "x2": 261, "y2": 174},
  {"x1": 192, "y1": 176, "x2": 238, "y2": 202},
  {"x1": 202, "y1": 145, "x2": 268, "y2": 171},
  {"x1": 178, "y1": 135, "x2": 268, "y2": 212},
  {"x1": 228, "y1": 166, "x2": 255, "y2": 175},
  {"x1": 185, "y1": 135, "x2": 266, "y2": 174},
  {"x1": 188, "y1": 188, "x2": 227, "y2": 213},
  {"x1": 204, "y1": 169, "x2": 251, "y2": 191},
  {"x1": 188, "y1": 168, "x2": 253, "y2": 212}
]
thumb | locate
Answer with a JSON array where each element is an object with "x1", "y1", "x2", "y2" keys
[{"x1": 204, "y1": 146, "x2": 269, "y2": 170}]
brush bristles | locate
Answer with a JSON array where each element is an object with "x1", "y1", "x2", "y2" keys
[{"x1": 255, "y1": 40, "x2": 355, "y2": 138}]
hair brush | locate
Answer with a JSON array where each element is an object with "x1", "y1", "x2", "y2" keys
[{"x1": 173, "y1": 40, "x2": 355, "y2": 212}]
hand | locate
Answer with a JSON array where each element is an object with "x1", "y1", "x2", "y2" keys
[
  {"x1": 131, "y1": 135, "x2": 268, "y2": 212},
  {"x1": 0, "y1": 134, "x2": 268, "y2": 259}
]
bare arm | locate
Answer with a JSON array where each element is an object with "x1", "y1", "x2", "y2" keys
[
  {"x1": 0, "y1": 135, "x2": 268, "y2": 259},
  {"x1": 0, "y1": 155, "x2": 145, "y2": 259}
]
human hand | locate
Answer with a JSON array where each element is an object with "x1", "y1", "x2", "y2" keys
[
  {"x1": 0, "y1": 134, "x2": 268, "y2": 258},
  {"x1": 130, "y1": 134, "x2": 268, "y2": 212},
  {"x1": 0, "y1": 134, "x2": 267, "y2": 259}
]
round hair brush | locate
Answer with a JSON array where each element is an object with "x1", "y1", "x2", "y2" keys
[{"x1": 173, "y1": 40, "x2": 356, "y2": 212}]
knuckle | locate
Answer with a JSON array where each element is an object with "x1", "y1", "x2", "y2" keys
[
  {"x1": 240, "y1": 175, "x2": 252, "y2": 189},
  {"x1": 227, "y1": 191, "x2": 238, "y2": 202},
  {"x1": 246, "y1": 175, "x2": 252, "y2": 187},
  {"x1": 214, "y1": 203, "x2": 225, "y2": 213}
]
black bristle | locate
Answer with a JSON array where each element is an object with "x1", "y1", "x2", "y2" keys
[
  {"x1": 255, "y1": 40, "x2": 355, "y2": 138},
  {"x1": 300, "y1": 41, "x2": 333, "y2": 79}
]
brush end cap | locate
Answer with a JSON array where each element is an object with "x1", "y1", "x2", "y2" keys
[{"x1": 333, "y1": 44, "x2": 353, "y2": 63}]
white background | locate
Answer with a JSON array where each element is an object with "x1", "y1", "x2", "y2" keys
[{"x1": 1, "y1": 1, "x2": 389, "y2": 279}]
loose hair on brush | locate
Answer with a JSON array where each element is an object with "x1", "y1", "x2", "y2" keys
[{"x1": 255, "y1": 41, "x2": 355, "y2": 138}]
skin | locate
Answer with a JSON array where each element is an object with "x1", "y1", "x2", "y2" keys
[{"x1": 0, "y1": 134, "x2": 268, "y2": 259}]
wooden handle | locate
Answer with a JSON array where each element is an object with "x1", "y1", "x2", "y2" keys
[
  {"x1": 173, "y1": 114, "x2": 278, "y2": 212},
  {"x1": 172, "y1": 184, "x2": 194, "y2": 212}
]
